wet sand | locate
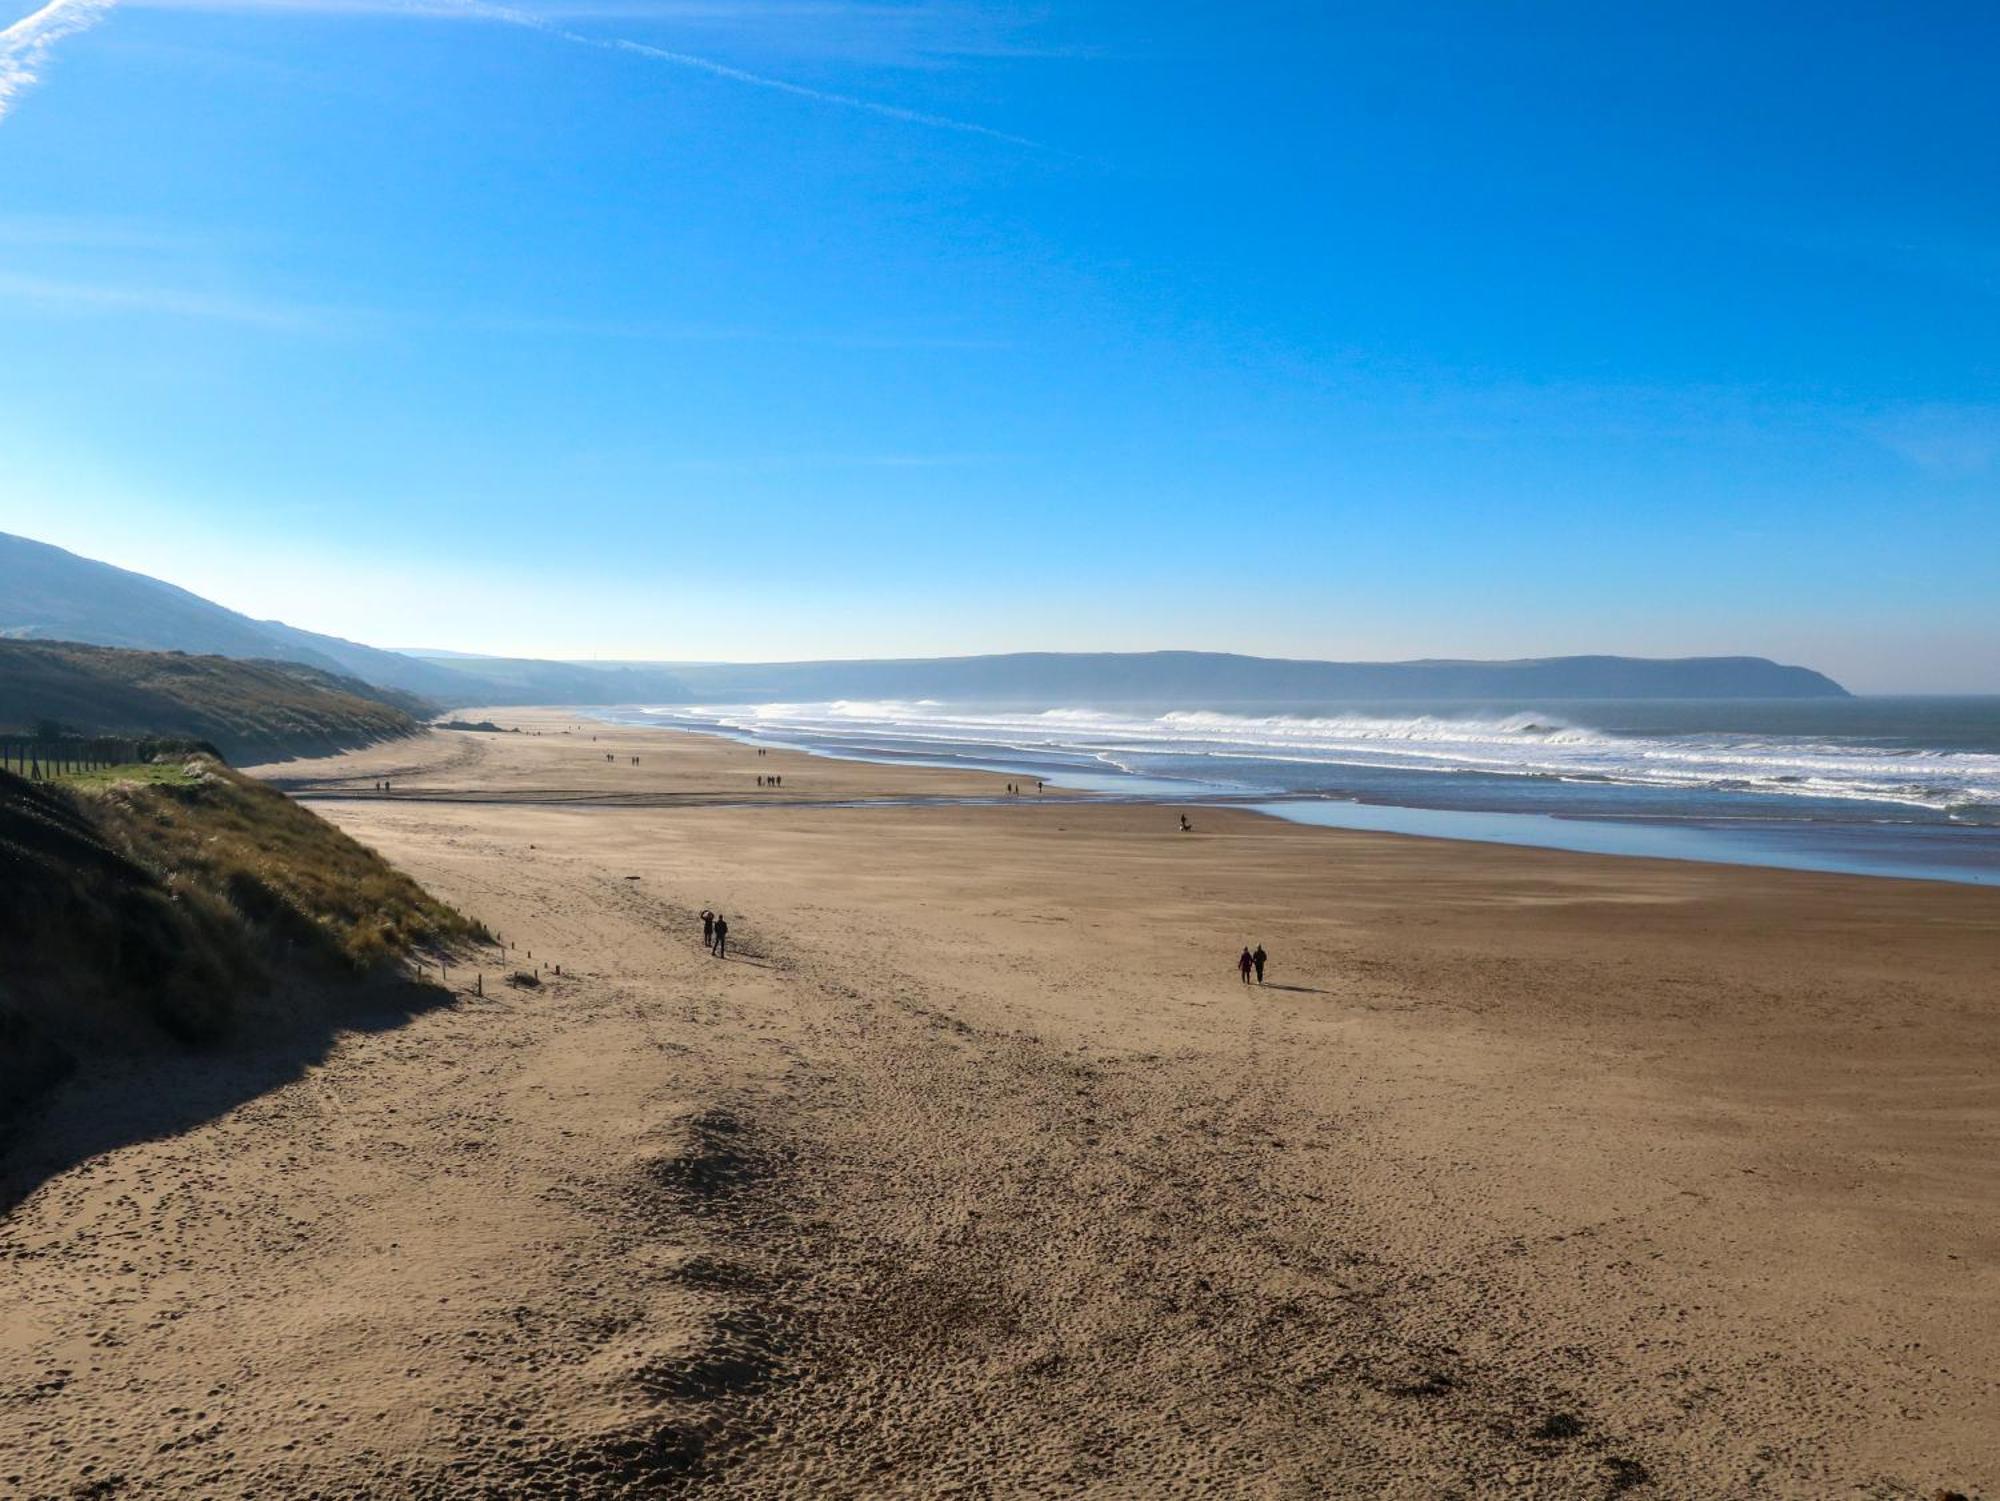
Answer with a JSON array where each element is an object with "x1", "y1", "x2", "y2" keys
[{"x1": 2, "y1": 710, "x2": 1995, "y2": 1498}]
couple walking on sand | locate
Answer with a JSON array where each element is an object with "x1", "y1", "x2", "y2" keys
[
  {"x1": 700, "y1": 909, "x2": 730, "y2": 958},
  {"x1": 1237, "y1": 944, "x2": 1268, "y2": 984}
]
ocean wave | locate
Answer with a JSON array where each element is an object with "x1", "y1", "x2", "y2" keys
[{"x1": 635, "y1": 702, "x2": 2000, "y2": 815}]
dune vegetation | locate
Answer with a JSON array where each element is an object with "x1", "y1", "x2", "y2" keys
[
  {"x1": 0, "y1": 754, "x2": 485, "y2": 1143},
  {"x1": 0, "y1": 638, "x2": 428, "y2": 764}
]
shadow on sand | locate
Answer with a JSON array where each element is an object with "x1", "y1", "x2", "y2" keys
[
  {"x1": 0, "y1": 977, "x2": 452, "y2": 1217},
  {"x1": 1262, "y1": 983, "x2": 1330, "y2": 995}
]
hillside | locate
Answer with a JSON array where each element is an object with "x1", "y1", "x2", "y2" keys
[
  {"x1": 0, "y1": 531, "x2": 478, "y2": 701},
  {"x1": 395, "y1": 652, "x2": 694, "y2": 704},
  {"x1": 397, "y1": 649, "x2": 1848, "y2": 705},
  {"x1": 4, "y1": 530, "x2": 1850, "y2": 707},
  {"x1": 602, "y1": 650, "x2": 1852, "y2": 703},
  {"x1": 0, "y1": 756, "x2": 485, "y2": 1166},
  {"x1": 0, "y1": 639, "x2": 426, "y2": 762}
]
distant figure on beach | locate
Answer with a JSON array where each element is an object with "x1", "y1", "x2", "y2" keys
[
  {"x1": 701, "y1": 909, "x2": 715, "y2": 947},
  {"x1": 1037, "y1": 780, "x2": 1044, "y2": 793},
  {"x1": 1252, "y1": 944, "x2": 1267, "y2": 984},
  {"x1": 1238, "y1": 947, "x2": 1254, "y2": 983},
  {"x1": 712, "y1": 916, "x2": 729, "y2": 958},
  {"x1": 1180, "y1": 813, "x2": 1192, "y2": 832},
  {"x1": 756, "y1": 775, "x2": 763, "y2": 787}
]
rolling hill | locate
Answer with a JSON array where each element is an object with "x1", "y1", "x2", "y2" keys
[
  {"x1": 0, "y1": 531, "x2": 476, "y2": 701},
  {"x1": 4, "y1": 530, "x2": 1850, "y2": 705},
  {"x1": 0, "y1": 639, "x2": 424, "y2": 762},
  {"x1": 635, "y1": 650, "x2": 1851, "y2": 702}
]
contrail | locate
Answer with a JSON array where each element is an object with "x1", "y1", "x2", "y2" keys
[
  {"x1": 451, "y1": 0, "x2": 1046, "y2": 151},
  {"x1": 600, "y1": 34, "x2": 1044, "y2": 149},
  {"x1": 1, "y1": 0, "x2": 1047, "y2": 149},
  {"x1": 0, "y1": 0, "x2": 115, "y2": 121}
]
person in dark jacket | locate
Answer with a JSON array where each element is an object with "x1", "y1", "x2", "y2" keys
[
  {"x1": 1237, "y1": 947, "x2": 1254, "y2": 983},
  {"x1": 701, "y1": 910, "x2": 715, "y2": 947},
  {"x1": 1252, "y1": 944, "x2": 1267, "y2": 983},
  {"x1": 712, "y1": 915, "x2": 729, "y2": 958}
]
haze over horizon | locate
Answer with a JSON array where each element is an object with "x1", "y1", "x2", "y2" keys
[{"x1": 2, "y1": 3, "x2": 1995, "y2": 692}]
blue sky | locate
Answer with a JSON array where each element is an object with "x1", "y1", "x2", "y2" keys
[{"x1": 0, "y1": 1, "x2": 1994, "y2": 689}]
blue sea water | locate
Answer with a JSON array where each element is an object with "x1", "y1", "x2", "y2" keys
[{"x1": 600, "y1": 698, "x2": 2000, "y2": 886}]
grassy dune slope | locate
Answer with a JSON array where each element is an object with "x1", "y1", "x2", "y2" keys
[
  {"x1": 0, "y1": 639, "x2": 428, "y2": 763},
  {"x1": 0, "y1": 757, "x2": 484, "y2": 1145}
]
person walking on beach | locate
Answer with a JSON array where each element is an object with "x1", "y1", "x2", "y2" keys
[
  {"x1": 712, "y1": 915, "x2": 729, "y2": 958},
  {"x1": 1252, "y1": 944, "x2": 1267, "y2": 984},
  {"x1": 1238, "y1": 947, "x2": 1254, "y2": 984},
  {"x1": 701, "y1": 909, "x2": 715, "y2": 948}
]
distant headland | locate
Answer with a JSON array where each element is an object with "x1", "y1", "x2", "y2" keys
[{"x1": 2, "y1": 531, "x2": 1848, "y2": 706}]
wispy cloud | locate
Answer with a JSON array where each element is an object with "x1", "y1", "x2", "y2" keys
[
  {"x1": 117, "y1": 0, "x2": 1093, "y2": 67},
  {"x1": 0, "y1": 211, "x2": 222, "y2": 252},
  {"x1": 0, "y1": 0, "x2": 115, "y2": 121},
  {"x1": 1869, "y1": 404, "x2": 2000, "y2": 477},
  {"x1": 464, "y1": 309, "x2": 1013, "y2": 348},
  {"x1": 444, "y1": 0, "x2": 1047, "y2": 149},
  {"x1": 43, "y1": 0, "x2": 1048, "y2": 147},
  {"x1": 0, "y1": 268, "x2": 340, "y2": 329},
  {"x1": 0, "y1": 268, "x2": 1009, "y2": 345},
  {"x1": 663, "y1": 449, "x2": 1010, "y2": 473},
  {"x1": 17, "y1": 0, "x2": 1053, "y2": 146}
]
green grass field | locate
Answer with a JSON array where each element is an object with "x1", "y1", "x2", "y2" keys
[{"x1": 49, "y1": 761, "x2": 204, "y2": 791}]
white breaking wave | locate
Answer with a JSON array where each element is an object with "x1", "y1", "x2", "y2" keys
[{"x1": 637, "y1": 701, "x2": 2000, "y2": 816}]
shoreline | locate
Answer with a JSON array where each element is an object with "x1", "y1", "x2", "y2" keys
[
  {"x1": 580, "y1": 706, "x2": 2000, "y2": 888},
  {"x1": 3, "y1": 709, "x2": 1993, "y2": 1495}
]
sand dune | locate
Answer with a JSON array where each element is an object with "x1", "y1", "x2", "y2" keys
[{"x1": 2, "y1": 712, "x2": 1994, "y2": 1497}]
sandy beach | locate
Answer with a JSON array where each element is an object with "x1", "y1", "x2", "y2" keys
[{"x1": 3, "y1": 709, "x2": 1995, "y2": 1498}]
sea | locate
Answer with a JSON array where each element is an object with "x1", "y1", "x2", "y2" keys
[{"x1": 598, "y1": 698, "x2": 2000, "y2": 887}]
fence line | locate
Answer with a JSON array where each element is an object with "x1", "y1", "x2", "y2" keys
[{"x1": 0, "y1": 736, "x2": 203, "y2": 781}]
